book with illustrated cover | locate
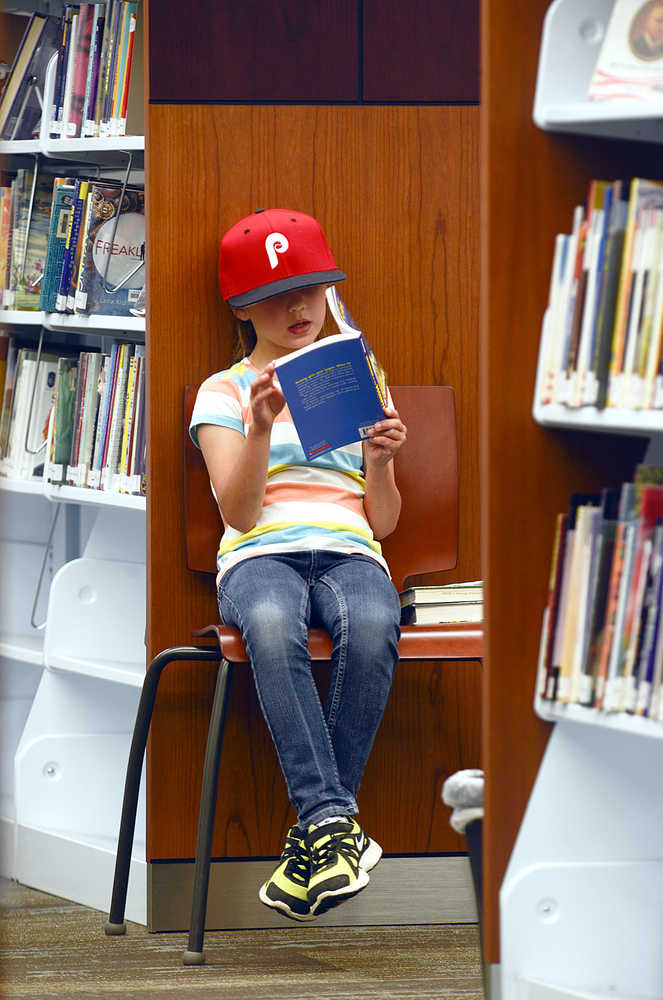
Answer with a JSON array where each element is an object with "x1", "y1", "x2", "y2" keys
[
  {"x1": 588, "y1": 0, "x2": 663, "y2": 102},
  {"x1": 10, "y1": 170, "x2": 54, "y2": 311},
  {"x1": 75, "y1": 181, "x2": 145, "y2": 316},
  {"x1": 273, "y1": 286, "x2": 388, "y2": 460}
]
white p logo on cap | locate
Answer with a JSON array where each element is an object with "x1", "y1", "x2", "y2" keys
[{"x1": 265, "y1": 232, "x2": 289, "y2": 269}]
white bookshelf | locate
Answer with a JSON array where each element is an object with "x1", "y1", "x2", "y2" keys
[
  {"x1": 533, "y1": 0, "x2": 663, "y2": 143},
  {"x1": 0, "y1": 73, "x2": 147, "y2": 921},
  {"x1": 498, "y1": 4, "x2": 663, "y2": 998}
]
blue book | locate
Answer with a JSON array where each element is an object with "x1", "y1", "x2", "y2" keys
[
  {"x1": 39, "y1": 182, "x2": 75, "y2": 311},
  {"x1": 273, "y1": 288, "x2": 388, "y2": 460}
]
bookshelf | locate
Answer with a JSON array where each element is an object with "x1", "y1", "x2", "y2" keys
[
  {"x1": 0, "y1": 5, "x2": 147, "y2": 922},
  {"x1": 483, "y1": 0, "x2": 663, "y2": 997}
]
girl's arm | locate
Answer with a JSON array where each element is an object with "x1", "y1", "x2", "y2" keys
[
  {"x1": 197, "y1": 364, "x2": 284, "y2": 533},
  {"x1": 363, "y1": 406, "x2": 407, "y2": 540}
]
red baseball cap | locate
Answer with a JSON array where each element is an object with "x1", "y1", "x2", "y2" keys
[{"x1": 219, "y1": 208, "x2": 346, "y2": 307}]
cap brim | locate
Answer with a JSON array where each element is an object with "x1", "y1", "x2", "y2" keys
[{"x1": 227, "y1": 270, "x2": 346, "y2": 308}]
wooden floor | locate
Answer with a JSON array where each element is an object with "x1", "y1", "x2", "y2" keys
[{"x1": 1, "y1": 877, "x2": 485, "y2": 999}]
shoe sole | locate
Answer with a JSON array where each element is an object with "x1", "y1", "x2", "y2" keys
[
  {"x1": 359, "y1": 837, "x2": 382, "y2": 872},
  {"x1": 309, "y1": 866, "x2": 370, "y2": 916},
  {"x1": 258, "y1": 881, "x2": 316, "y2": 922}
]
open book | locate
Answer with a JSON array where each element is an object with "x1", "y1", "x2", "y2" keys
[{"x1": 273, "y1": 286, "x2": 388, "y2": 459}]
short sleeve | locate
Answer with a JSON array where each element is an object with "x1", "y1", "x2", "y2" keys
[{"x1": 189, "y1": 375, "x2": 245, "y2": 449}]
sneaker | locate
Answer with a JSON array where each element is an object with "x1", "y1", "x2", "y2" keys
[
  {"x1": 258, "y1": 825, "x2": 315, "y2": 921},
  {"x1": 306, "y1": 817, "x2": 379, "y2": 915}
]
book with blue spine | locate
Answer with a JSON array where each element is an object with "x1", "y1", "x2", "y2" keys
[
  {"x1": 39, "y1": 182, "x2": 76, "y2": 312},
  {"x1": 273, "y1": 286, "x2": 388, "y2": 460}
]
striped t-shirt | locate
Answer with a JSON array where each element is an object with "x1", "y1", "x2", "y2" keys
[{"x1": 189, "y1": 358, "x2": 389, "y2": 580}]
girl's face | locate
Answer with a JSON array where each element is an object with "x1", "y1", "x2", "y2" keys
[{"x1": 234, "y1": 284, "x2": 328, "y2": 360}]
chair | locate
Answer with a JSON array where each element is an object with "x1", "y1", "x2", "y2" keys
[{"x1": 104, "y1": 384, "x2": 483, "y2": 964}]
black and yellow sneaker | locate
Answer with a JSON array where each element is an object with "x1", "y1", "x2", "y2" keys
[
  {"x1": 258, "y1": 825, "x2": 315, "y2": 921},
  {"x1": 306, "y1": 817, "x2": 381, "y2": 916}
]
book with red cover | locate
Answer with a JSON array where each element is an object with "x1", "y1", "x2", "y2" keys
[{"x1": 67, "y1": 3, "x2": 94, "y2": 138}]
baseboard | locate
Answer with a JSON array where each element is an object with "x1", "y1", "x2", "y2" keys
[
  {"x1": 2, "y1": 820, "x2": 146, "y2": 925},
  {"x1": 148, "y1": 855, "x2": 478, "y2": 932}
]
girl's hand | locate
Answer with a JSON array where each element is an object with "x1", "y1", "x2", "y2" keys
[
  {"x1": 250, "y1": 362, "x2": 285, "y2": 433},
  {"x1": 364, "y1": 406, "x2": 407, "y2": 468}
]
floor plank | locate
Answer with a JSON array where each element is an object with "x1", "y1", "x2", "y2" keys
[{"x1": 0, "y1": 878, "x2": 484, "y2": 999}]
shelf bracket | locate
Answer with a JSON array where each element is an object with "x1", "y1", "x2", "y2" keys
[
  {"x1": 23, "y1": 324, "x2": 48, "y2": 456},
  {"x1": 101, "y1": 150, "x2": 144, "y2": 294},
  {"x1": 19, "y1": 154, "x2": 41, "y2": 285},
  {"x1": 9, "y1": 77, "x2": 43, "y2": 142},
  {"x1": 30, "y1": 500, "x2": 61, "y2": 631}
]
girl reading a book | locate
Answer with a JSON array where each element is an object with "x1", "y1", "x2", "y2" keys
[{"x1": 190, "y1": 208, "x2": 407, "y2": 921}]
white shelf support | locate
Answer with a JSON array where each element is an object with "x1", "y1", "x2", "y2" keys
[
  {"x1": 500, "y1": 720, "x2": 663, "y2": 999},
  {"x1": 534, "y1": 0, "x2": 663, "y2": 143}
]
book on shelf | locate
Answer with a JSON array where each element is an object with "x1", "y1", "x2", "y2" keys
[
  {"x1": 43, "y1": 0, "x2": 141, "y2": 140},
  {"x1": 74, "y1": 180, "x2": 145, "y2": 316},
  {"x1": 587, "y1": 0, "x2": 663, "y2": 102},
  {"x1": 536, "y1": 176, "x2": 663, "y2": 414},
  {"x1": 56, "y1": 177, "x2": 88, "y2": 312},
  {"x1": 39, "y1": 179, "x2": 75, "y2": 312},
  {"x1": 7, "y1": 169, "x2": 54, "y2": 311},
  {"x1": 0, "y1": 345, "x2": 66, "y2": 480},
  {"x1": 46, "y1": 355, "x2": 79, "y2": 484},
  {"x1": 273, "y1": 286, "x2": 388, "y2": 460},
  {"x1": 0, "y1": 13, "x2": 61, "y2": 140},
  {"x1": 538, "y1": 468, "x2": 663, "y2": 724},
  {"x1": 66, "y1": 3, "x2": 95, "y2": 138},
  {"x1": 0, "y1": 169, "x2": 145, "y2": 316}
]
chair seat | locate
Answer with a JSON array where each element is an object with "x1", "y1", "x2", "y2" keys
[{"x1": 193, "y1": 623, "x2": 483, "y2": 662}]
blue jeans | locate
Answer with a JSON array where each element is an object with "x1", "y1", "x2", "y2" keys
[{"x1": 217, "y1": 550, "x2": 401, "y2": 828}]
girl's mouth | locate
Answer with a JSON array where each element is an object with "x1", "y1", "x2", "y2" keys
[{"x1": 289, "y1": 320, "x2": 311, "y2": 334}]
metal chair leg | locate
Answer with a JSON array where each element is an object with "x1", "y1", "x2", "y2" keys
[
  {"x1": 104, "y1": 645, "x2": 222, "y2": 935},
  {"x1": 183, "y1": 658, "x2": 234, "y2": 965}
]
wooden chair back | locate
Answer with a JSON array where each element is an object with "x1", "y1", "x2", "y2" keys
[{"x1": 183, "y1": 385, "x2": 459, "y2": 593}]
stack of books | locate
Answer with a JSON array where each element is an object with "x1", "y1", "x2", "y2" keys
[
  {"x1": 0, "y1": 336, "x2": 145, "y2": 496},
  {"x1": 0, "y1": 2, "x2": 141, "y2": 142},
  {"x1": 536, "y1": 176, "x2": 663, "y2": 412},
  {"x1": 0, "y1": 170, "x2": 144, "y2": 316},
  {"x1": 399, "y1": 581, "x2": 483, "y2": 626},
  {"x1": 538, "y1": 465, "x2": 663, "y2": 723}
]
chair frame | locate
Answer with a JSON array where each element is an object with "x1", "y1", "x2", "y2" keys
[{"x1": 104, "y1": 385, "x2": 482, "y2": 964}]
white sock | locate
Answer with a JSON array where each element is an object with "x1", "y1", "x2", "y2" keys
[{"x1": 314, "y1": 814, "x2": 347, "y2": 828}]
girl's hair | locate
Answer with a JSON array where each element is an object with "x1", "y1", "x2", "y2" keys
[{"x1": 233, "y1": 317, "x2": 257, "y2": 361}]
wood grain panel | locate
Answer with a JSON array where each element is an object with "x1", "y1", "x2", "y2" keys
[
  {"x1": 480, "y1": 0, "x2": 660, "y2": 964},
  {"x1": 363, "y1": 0, "x2": 479, "y2": 102},
  {"x1": 147, "y1": 105, "x2": 480, "y2": 860},
  {"x1": 147, "y1": 0, "x2": 358, "y2": 103}
]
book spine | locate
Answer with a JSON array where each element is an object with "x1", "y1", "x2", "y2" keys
[
  {"x1": 67, "y1": 3, "x2": 94, "y2": 139},
  {"x1": 115, "y1": 5, "x2": 137, "y2": 136},
  {"x1": 56, "y1": 180, "x2": 87, "y2": 313},
  {"x1": 82, "y1": 8, "x2": 106, "y2": 137}
]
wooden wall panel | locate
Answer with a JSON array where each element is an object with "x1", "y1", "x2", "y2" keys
[
  {"x1": 148, "y1": 1, "x2": 358, "y2": 103},
  {"x1": 363, "y1": 0, "x2": 479, "y2": 102},
  {"x1": 147, "y1": 104, "x2": 480, "y2": 860},
  {"x1": 480, "y1": 0, "x2": 660, "y2": 964}
]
